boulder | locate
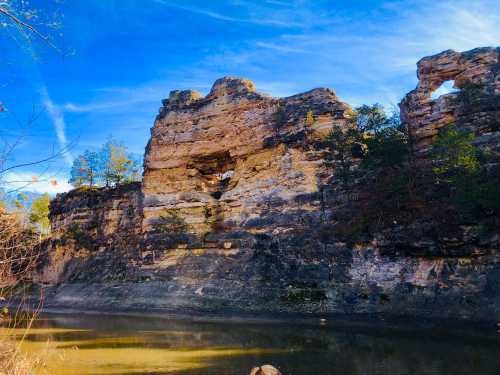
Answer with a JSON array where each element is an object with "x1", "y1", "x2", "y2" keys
[{"x1": 249, "y1": 365, "x2": 282, "y2": 375}]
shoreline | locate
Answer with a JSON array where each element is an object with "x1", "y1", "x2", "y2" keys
[{"x1": 28, "y1": 305, "x2": 500, "y2": 342}]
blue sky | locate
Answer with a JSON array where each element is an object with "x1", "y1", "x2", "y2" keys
[{"x1": 1, "y1": 0, "x2": 499, "y2": 194}]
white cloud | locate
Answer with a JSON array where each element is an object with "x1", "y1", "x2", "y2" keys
[
  {"x1": 2, "y1": 171, "x2": 73, "y2": 195},
  {"x1": 63, "y1": 100, "x2": 135, "y2": 113},
  {"x1": 255, "y1": 80, "x2": 301, "y2": 98},
  {"x1": 376, "y1": 0, "x2": 500, "y2": 61},
  {"x1": 63, "y1": 96, "x2": 155, "y2": 114},
  {"x1": 193, "y1": 0, "x2": 499, "y2": 105},
  {"x1": 255, "y1": 41, "x2": 307, "y2": 54},
  {"x1": 39, "y1": 86, "x2": 73, "y2": 166},
  {"x1": 153, "y1": 0, "x2": 315, "y2": 28},
  {"x1": 61, "y1": 80, "x2": 175, "y2": 114},
  {"x1": 60, "y1": 75, "x2": 219, "y2": 116}
]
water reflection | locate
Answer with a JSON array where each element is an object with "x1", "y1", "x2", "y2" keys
[{"x1": 2, "y1": 313, "x2": 500, "y2": 375}]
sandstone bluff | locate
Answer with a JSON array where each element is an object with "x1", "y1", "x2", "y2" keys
[{"x1": 35, "y1": 47, "x2": 500, "y2": 323}]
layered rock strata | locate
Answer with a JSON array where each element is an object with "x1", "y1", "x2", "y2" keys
[
  {"x1": 400, "y1": 47, "x2": 500, "y2": 152},
  {"x1": 36, "y1": 48, "x2": 500, "y2": 323},
  {"x1": 36, "y1": 183, "x2": 142, "y2": 284}
]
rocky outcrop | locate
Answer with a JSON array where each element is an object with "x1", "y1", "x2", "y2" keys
[
  {"x1": 142, "y1": 77, "x2": 351, "y2": 239},
  {"x1": 35, "y1": 183, "x2": 142, "y2": 284},
  {"x1": 400, "y1": 47, "x2": 500, "y2": 152},
  {"x1": 35, "y1": 48, "x2": 500, "y2": 324}
]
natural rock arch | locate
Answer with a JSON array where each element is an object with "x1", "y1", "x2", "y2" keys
[{"x1": 400, "y1": 47, "x2": 500, "y2": 151}]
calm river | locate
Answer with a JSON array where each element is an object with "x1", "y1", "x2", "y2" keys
[{"x1": 3, "y1": 313, "x2": 500, "y2": 375}]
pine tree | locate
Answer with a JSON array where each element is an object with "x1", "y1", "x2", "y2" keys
[
  {"x1": 69, "y1": 155, "x2": 91, "y2": 187},
  {"x1": 83, "y1": 150, "x2": 100, "y2": 186}
]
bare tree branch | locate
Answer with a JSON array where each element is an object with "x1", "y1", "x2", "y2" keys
[{"x1": 0, "y1": 6, "x2": 61, "y2": 53}]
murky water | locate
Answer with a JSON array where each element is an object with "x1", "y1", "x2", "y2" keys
[{"x1": 2, "y1": 313, "x2": 500, "y2": 375}]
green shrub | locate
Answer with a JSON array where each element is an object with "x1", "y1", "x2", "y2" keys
[
  {"x1": 432, "y1": 123, "x2": 500, "y2": 215},
  {"x1": 432, "y1": 124, "x2": 479, "y2": 177},
  {"x1": 325, "y1": 126, "x2": 360, "y2": 185},
  {"x1": 456, "y1": 83, "x2": 485, "y2": 107},
  {"x1": 66, "y1": 223, "x2": 93, "y2": 248},
  {"x1": 361, "y1": 127, "x2": 408, "y2": 170},
  {"x1": 153, "y1": 209, "x2": 188, "y2": 233}
]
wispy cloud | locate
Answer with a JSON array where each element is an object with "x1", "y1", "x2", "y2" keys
[
  {"x1": 153, "y1": 0, "x2": 308, "y2": 28},
  {"x1": 264, "y1": 0, "x2": 293, "y2": 6},
  {"x1": 254, "y1": 41, "x2": 307, "y2": 54},
  {"x1": 39, "y1": 86, "x2": 73, "y2": 166},
  {"x1": 61, "y1": 85, "x2": 164, "y2": 114},
  {"x1": 64, "y1": 0, "x2": 499, "y2": 113},
  {"x1": 60, "y1": 75, "x2": 219, "y2": 116},
  {"x1": 63, "y1": 100, "x2": 141, "y2": 113},
  {"x1": 192, "y1": 0, "x2": 500, "y2": 105}
]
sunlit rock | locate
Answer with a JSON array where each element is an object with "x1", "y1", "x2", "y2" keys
[
  {"x1": 250, "y1": 365, "x2": 282, "y2": 375},
  {"x1": 36, "y1": 48, "x2": 500, "y2": 324},
  {"x1": 400, "y1": 47, "x2": 500, "y2": 152}
]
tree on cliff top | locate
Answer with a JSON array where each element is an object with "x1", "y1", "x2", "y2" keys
[
  {"x1": 69, "y1": 151, "x2": 99, "y2": 187},
  {"x1": 69, "y1": 138, "x2": 142, "y2": 188},
  {"x1": 100, "y1": 139, "x2": 140, "y2": 186}
]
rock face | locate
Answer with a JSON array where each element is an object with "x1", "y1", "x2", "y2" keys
[
  {"x1": 36, "y1": 48, "x2": 500, "y2": 324},
  {"x1": 400, "y1": 47, "x2": 500, "y2": 152},
  {"x1": 142, "y1": 77, "x2": 350, "y2": 239},
  {"x1": 36, "y1": 183, "x2": 142, "y2": 284}
]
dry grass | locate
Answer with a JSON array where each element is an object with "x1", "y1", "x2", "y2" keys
[
  {"x1": 0, "y1": 340, "x2": 44, "y2": 375},
  {"x1": 0, "y1": 207, "x2": 42, "y2": 375}
]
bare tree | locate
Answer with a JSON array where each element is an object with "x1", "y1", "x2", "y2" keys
[
  {"x1": 0, "y1": 0, "x2": 62, "y2": 51},
  {"x1": 0, "y1": 1, "x2": 70, "y2": 192},
  {"x1": 0, "y1": 3, "x2": 66, "y2": 373}
]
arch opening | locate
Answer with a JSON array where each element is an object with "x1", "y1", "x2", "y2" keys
[{"x1": 430, "y1": 80, "x2": 459, "y2": 100}]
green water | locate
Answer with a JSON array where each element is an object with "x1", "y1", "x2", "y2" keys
[{"x1": 4, "y1": 313, "x2": 500, "y2": 375}]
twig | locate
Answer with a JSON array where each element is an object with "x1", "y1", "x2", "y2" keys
[{"x1": 0, "y1": 6, "x2": 61, "y2": 53}]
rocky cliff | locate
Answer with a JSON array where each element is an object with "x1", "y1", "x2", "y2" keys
[
  {"x1": 36, "y1": 183, "x2": 142, "y2": 284},
  {"x1": 400, "y1": 47, "x2": 500, "y2": 152},
  {"x1": 35, "y1": 47, "x2": 500, "y2": 324}
]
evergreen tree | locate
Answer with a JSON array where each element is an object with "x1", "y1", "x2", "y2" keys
[
  {"x1": 83, "y1": 150, "x2": 100, "y2": 186},
  {"x1": 69, "y1": 155, "x2": 90, "y2": 187},
  {"x1": 326, "y1": 126, "x2": 360, "y2": 185},
  {"x1": 432, "y1": 124, "x2": 500, "y2": 214},
  {"x1": 355, "y1": 103, "x2": 388, "y2": 133}
]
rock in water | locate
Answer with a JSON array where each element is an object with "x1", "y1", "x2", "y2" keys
[{"x1": 250, "y1": 365, "x2": 282, "y2": 375}]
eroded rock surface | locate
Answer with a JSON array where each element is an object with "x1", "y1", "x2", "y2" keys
[
  {"x1": 142, "y1": 77, "x2": 350, "y2": 238},
  {"x1": 36, "y1": 183, "x2": 142, "y2": 284},
  {"x1": 36, "y1": 50, "x2": 500, "y2": 323},
  {"x1": 400, "y1": 47, "x2": 500, "y2": 152}
]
